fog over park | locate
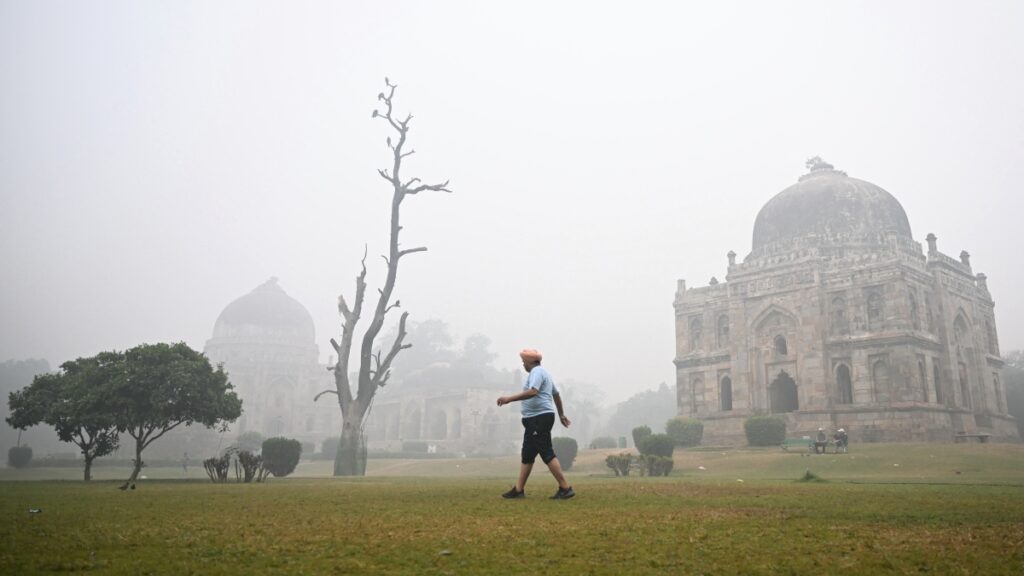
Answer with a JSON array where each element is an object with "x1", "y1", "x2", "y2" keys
[{"x1": 2, "y1": 0, "x2": 1023, "y2": 405}]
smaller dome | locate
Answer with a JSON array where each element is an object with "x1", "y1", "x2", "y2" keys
[{"x1": 212, "y1": 278, "x2": 315, "y2": 343}]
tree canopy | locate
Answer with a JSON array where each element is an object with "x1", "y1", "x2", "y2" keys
[
  {"x1": 7, "y1": 354, "x2": 120, "y2": 480},
  {"x1": 114, "y1": 342, "x2": 242, "y2": 487}
]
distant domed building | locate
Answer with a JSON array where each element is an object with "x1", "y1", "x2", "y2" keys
[
  {"x1": 674, "y1": 159, "x2": 1018, "y2": 443},
  {"x1": 205, "y1": 278, "x2": 338, "y2": 444},
  {"x1": 204, "y1": 278, "x2": 522, "y2": 456}
]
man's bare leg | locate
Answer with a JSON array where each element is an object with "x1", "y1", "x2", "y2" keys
[
  {"x1": 545, "y1": 457, "x2": 571, "y2": 490},
  {"x1": 515, "y1": 462, "x2": 533, "y2": 492}
]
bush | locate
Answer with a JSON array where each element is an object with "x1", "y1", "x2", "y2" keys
[
  {"x1": 631, "y1": 425, "x2": 652, "y2": 448},
  {"x1": 589, "y1": 436, "x2": 618, "y2": 449},
  {"x1": 236, "y1": 431, "x2": 264, "y2": 453},
  {"x1": 402, "y1": 440, "x2": 428, "y2": 453},
  {"x1": 203, "y1": 451, "x2": 231, "y2": 482},
  {"x1": 605, "y1": 452, "x2": 633, "y2": 476},
  {"x1": 638, "y1": 454, "x2": 674, "y2": 477},
  {"x1": 552, "y1": 437, "x2": 578, "y2": 471},
  {"x1": 320, "y1": 436, "x2": 340, "y2": 459},
  {"x1": 235, "y1": 450, "x2": 268, "y2": 483},
  {"x1": 665, "y1": 417, "x2": 704, "y2": 447},
  {"x1": 637, "y1": 434, "x2": 675, "y2": 458},
  {"x1": 261, "y1": 437, "x2": 302, "y2": 477},
  {"x1": 8, "y1": 446, "x2": 32, "y2": 469},
  {"x1": 744, "y1": 415, "x2": 787, "y2": 446}
]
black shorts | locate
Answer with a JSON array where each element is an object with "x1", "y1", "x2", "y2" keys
[{"x1": 521, "y1": 412, "x2": 556, "y2": 464}]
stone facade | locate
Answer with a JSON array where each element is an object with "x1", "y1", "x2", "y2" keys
[{"x1": 674, "y1": 161, "x2": 1019, "y2": 444}]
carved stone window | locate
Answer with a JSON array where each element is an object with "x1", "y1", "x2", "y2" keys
[
  {"x1": 774, "y1": 335, "x2": 788, "y2": 356},
  {"x1": 954, "y1": 315, "x2": 970, "y2": 346},
  {"x1": 836, "y1": 364, "x2": 853, "y2": 404},
  {"x1": 867, "y1": 291, "x2": 884, "y2": 331},
  {"x1": 689, "y1": 316, "x2": 703, "y2": 352},
  {"x1": 719, "y1": 376, "x2": 733, "y2": 411},
  {"x1": 716, "y1": 314, "x2": 730, "y2": 348},
  {"x1": 958, "y1": 362, "x2": 971, "y2": 409},
  {"x1": 933, "y1": 363, "x2": 944, "y2": 404},
  {"x1": 831, "y1": 296, "x2": 848, "y2": 335},
  {"x1": 872, "y1": 359, "x2": 890, "y2": 403}
]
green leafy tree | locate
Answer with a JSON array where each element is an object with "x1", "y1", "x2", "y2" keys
[
  {"x1": 113, "y1": 343, "x2": 242, "y2": 488},
  {"x1": 261, "y1": 437, "x2": 302, "y2": 477},
  {"x1": 666, "y1": 417, "x2": 704, "y2": 447},
  {"x1": 6, "y1": 354, "x2": 121, "y2": 480}
]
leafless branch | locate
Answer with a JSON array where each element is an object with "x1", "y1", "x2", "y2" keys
[
  {"x1": 407, "y1": 180, "x2": 452, "y2": 195},
  {"x1": 314, "y1": 389, "x2": 339, "y2": 402},
  {"x1": 398, "y1": 247, "x2": 428, "y2": 258}
]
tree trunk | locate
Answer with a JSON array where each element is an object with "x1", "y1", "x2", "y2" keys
[
  {"x1": 83, "y1": 454, "x2": 93, "y2": 482},
  {"x1": 334, "y1": 405, "x2": 367, "y2": 476},
  {"x1": 122, "y1": 441, "x2": 144, "y2": 488}
]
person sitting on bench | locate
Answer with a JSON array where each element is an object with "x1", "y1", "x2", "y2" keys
[
  {"x1": 833, "y1": 428, "x2": 848, "y2": 453},
  {"x1": 814, "y1": 428, "x2": 829, "y2": 454}
]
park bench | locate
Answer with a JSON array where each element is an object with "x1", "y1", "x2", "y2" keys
[
  {"x1": 781, "y1": 437, "x2": 814, "y2": 453},
  {"x1": 954, "y1": 433, "x2": 991, "y2": 443}
]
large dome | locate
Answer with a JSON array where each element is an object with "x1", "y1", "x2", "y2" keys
[
  {"x1": 751, "y1": 161, "x2": 912, "y2": 253},
  {"x1": 212, "y1": 278, "x2": 315, "y2": 343}
]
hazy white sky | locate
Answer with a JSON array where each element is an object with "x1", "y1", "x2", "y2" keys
[{"x1": 2, "y1": 0, "x2": 1022, "y2": 403}]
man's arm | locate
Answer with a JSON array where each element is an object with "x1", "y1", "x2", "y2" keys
[
  {"x1": 553, "y1": 393, "x2": 571, "y2": 427},
  {"x1": 497, "y1": 388, "x2": 538, "y2": 406}
]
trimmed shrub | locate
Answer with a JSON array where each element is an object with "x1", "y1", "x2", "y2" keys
[
  {"x1": 589, "y1": 436, "x2": 618, "y2": 449},
  {"x1": 261, "y1": 437, "x2": 302, "y2": 477},
  {"x1": 605, "y1": 453, "x2": 633, "y2": 476},
  {"x1": 638, "y1": 454, "x2": 674, "y2": 477},
  {"x1": 234, "y1": 450, "x2": 268, "y2": 483},
  {"x1": 744, "y1": 415, "x2": 787, "y2": 446},
  {"x1": 631, "y1": 425, "x2": 652, "y2": 448},
  {"x1": 666, "y1": 417, "x2": 704, "y2": 447},
  {"x1": 203, "y1": 451, "x2": 231, "y2": 482},
  {"x1": 320, "y1": 436, "x2": 340, "y2": 459},
  {"x1": 8, "y1": 446, "x2": 32, "y2": 469},
  {"x1": 552, "y1": 437, "x2": 578, "y2": 471},
  {"x1": 402, "y1": 440, "x2": 428, "y2": 453},
  {"x1": 637, "y1": 433, "x2": 675, "y2": 458},
  {"x1": 236, "y1": 431, "x2": 264, "y2": 453}
]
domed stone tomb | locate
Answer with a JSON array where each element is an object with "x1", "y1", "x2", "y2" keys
[{"x1": 674, "y1": 160, "x2": 1017, "y2": 444}]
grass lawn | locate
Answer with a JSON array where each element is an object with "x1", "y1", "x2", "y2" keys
[{"x1": 2, "y1": 443, "x2": 1023, "y2": 574}]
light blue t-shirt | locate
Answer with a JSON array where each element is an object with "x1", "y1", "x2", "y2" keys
[{"x1": 521, "y1": 365, "x2": 559, "y2": 418}]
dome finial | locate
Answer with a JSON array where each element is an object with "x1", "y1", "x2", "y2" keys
[{"x1": 805, "y1": 156, "x2": 834, "y2": 173}]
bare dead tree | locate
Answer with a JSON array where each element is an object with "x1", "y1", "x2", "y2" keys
[{"x1": 315, "y1": 78, "x2": 451, "y2": 475}]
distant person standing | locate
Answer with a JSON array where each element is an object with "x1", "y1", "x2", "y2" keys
[{"x1": 497, "y1": 348, "x2": 575, "y2": 500}]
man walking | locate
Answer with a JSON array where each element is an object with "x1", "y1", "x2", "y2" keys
[{"x1": 497, "y1": 348, "x2": 575, "y2": 500}]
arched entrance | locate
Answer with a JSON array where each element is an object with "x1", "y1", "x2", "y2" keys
[{"x1": 769, "y1": 371, "x2": 798, "y2": 413}]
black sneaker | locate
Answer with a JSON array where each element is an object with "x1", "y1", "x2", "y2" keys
[
  {"x1": 501, "y1": 487, "x2": 525, "y2": 499},
  {"x1": 550, "y1": 486, "x2": 575, "y2": 500}
]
